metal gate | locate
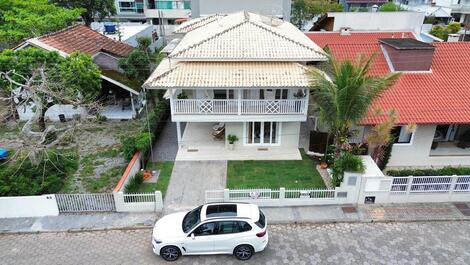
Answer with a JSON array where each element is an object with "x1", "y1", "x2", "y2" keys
[{"x1": 56, "y1": 193, "x2": 116, "y2": 213}]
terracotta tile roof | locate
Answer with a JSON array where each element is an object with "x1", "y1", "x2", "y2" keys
[
  {"x1": 326, "y1": 41, "x2": 470, "y2": 125},
  {"x1": 144, "y1": 60, "x2": 311, "y2": 89},
  {"x1": 39, "y1": 24, "x2": 134, "y2": 57},
  {"x1": 305, "y1": 32, "x2": 415, "y2": 48}
]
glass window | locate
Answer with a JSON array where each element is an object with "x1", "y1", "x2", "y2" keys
[
  {"x1": 263, "y1": 122, "x2": 271, "y2": 144},
  {"x1": 254, "y1": 122, "x2": 261, "y2": 143},
  {"x1": 238, "y1": 221, "x2": 252, "y2": 232},
  {"x1": 206, "y1": 204, "x2": 237, "y2": 218},
  {"x1": 193, "y1": 222, "x2": 217, "y2": 236},
  {"x1": 217, "y1": 221, "x2": 239, "y2": 234},
  {"x1": 392, "y1": 126, "x2": 413, "y2": 144},
  {"x1": 246, "y1": 122, "x2": 279, "y2": 145},
  {"x1": 182, "y1": 206, "x2": 202, "y2": 233},
  {"x1": 255, "y1": 210, "x2": 266, "y2": 229}
]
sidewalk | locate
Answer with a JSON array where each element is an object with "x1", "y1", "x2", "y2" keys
[{"x1": 1, "y1": 202, "x2": 469, "y2": 233}]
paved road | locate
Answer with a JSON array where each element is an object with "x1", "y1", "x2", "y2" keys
[{"x1": 2, "y1": 221, "x2": 469, "y2": 265}]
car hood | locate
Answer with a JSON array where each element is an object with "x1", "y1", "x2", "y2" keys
[{"x1": 153, "y1": 211, "x2": 188, "y2": 240}]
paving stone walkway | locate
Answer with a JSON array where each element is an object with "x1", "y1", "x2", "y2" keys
[
  {"x1": 151, "y1": 122, "x2": 185, "y2": 162},
  {"x1": 2, "y1": 221, "x2": 469, "y2": 265}
]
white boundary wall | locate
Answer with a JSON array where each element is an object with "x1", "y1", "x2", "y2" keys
[
  {"x1": 114, "y1": 191, "x2": 163, "y2": 212},
  {"x1": 0, "y1": 194, "x2": 59, "y2": 218}
]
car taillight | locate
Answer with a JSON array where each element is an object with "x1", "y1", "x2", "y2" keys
[{"x1": 256, "y1": 230, "x2": 266, "y2": 237}]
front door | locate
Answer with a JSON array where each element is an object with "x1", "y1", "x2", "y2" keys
[
  {"x1": 246, "y1": 122, "x2": 279, "y2": 145},
  {"x1": 185, "y1": 222, "x2": 217, "y2": 254}
]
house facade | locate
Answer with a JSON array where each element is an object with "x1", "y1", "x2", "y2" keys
[
  {"x1": 144, "y1": 11, "x2": 327, "y2": 160},
  {"x1": 308, "y1": 32, "x2": 470, "y2": 168}
]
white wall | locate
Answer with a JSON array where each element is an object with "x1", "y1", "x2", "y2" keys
[
  {"x1": 328, "y1": 11, "x2": 425, "y2": 35},
  {"x1": 113, "y1": 191, "x2": 163, "y2": 212},
  {"x1": 191, "y1": 0, "x2": 291, "y2": 20},
  {"x1": 388, "y1": 125, "x2": 470, "y2": 168},
  {"x1": 0, "y1": 195, "x2": 59, "y2": 218}
]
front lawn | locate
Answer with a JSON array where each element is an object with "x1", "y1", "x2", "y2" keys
[
  {"x1": 138, "y1": 161, "x2": 174, "y2": 198},
  {"x1": 227, "y1": 150, "x2": 326, "y2": 189}
]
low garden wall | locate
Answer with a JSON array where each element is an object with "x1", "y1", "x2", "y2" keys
[
  {"x1": 0, "y1": 194, "x2": 59, "y2": 218},
  {"x1": 114, "y1": 151, "x2": 142, "y2": 193}
]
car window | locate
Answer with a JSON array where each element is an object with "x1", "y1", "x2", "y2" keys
[
  {"x1": 238, "y1": 221, "x2": 252, "y2": 232},
  {"x1": 182, "y1": 206, "x2": 202, "y2": 233},
  {"x1": 255, "y1": 210, "x2": 266, "y2": 229},
  {"x1": 217, "y1": 221, "x2": 239, "y2": 234},
  {"x1": 193, "y1": 222, "x2": 217, "y2": 236}
]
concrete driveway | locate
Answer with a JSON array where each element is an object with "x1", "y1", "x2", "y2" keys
[{"x1": 164, "y1": 160, "x2": 227, "y2": 213}]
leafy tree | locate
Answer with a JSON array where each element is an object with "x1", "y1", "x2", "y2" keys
[
  {"x1": 53, "y1": 52, "x2": 102, "y2": 102},
  {"x1": 136, "y1": 36, "x2": 152, "y2": 55},
  {"x1": 291, "y1": 0, "x2": 343, "y2": 29},
  {"x1": 52, "y1": 0, "x2": 116, "y2": 26},
  {"x1": 379, "y1": 2, "x2": 404, "y2": 12},
  {"x1": 429, "y1": 22, "x2": 461, "y2": 41},
  {"x1": 0, "y1": 0, "x2": 82, "y2": 49},
  {"x1": 447, "y1": 22, "x2": 462, "y2": 34},
  {"x1": 0, "y1": 48, "x2": 101, "y2": 132},
  {"x1": 309, "y1": 54, "x2": 400, "y2": 154},
  {"x1": 118, "y1": 50, "x2": 151, "y2": 85}
]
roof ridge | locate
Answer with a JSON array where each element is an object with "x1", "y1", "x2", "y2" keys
[
  {"x1": 175, "y1": 14, "x2": 223, "y2": 33},
  {"x1": 249, "y1": 20, "x2": 324, "y2": 56},
  {"x1": 170, "y1": 20, "x2": 248, "y2": 58}
]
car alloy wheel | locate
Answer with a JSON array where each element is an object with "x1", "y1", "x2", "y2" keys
[
  {"x1": 161, "y1": 246, "x2": 180, "y2": 261},
  {"x1": 234, "y1": 245, "x2": 253, "y2": 260}
]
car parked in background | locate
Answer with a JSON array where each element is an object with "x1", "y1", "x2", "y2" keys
[{"x1": 152, "y1": 202, "x2": 268, "y2": 261}]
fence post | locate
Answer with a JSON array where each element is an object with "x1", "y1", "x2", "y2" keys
[
  {"x1": 279, "y1": 187, "x2": 286, "y2": 206},
  {"x1": 449, "y1": 175, "x2": 458, "y2": 196},
  {"x1": 406, "y1": 176, "x2": 412, "y2": 195},
  {"x1": 154, "y1": 191, "x2": 163, "y2": 212},
  {"x1": 223, "y1": 189, "x2": 230, "y2": 202}
]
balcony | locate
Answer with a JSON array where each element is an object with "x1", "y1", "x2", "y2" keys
[{"x1": 171, "y1": 98, "x2": 308, "y2": 122}]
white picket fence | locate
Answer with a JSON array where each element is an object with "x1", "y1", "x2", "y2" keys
[
  {"x1": 56, "y1": 193, "x2": 116, "y2": 212},
  {"x1": 206, "y1": 188, "x2": 338, "y2": 206},
  {"x1": 390, "y1": 175, "x2": 470, "y2": 194}
]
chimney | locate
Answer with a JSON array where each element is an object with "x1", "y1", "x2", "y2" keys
[
  {"x1": 379, "y1": 38, "x2": 435, "y2": 72},
  {"x1": 340, "y1": 27, "x2": 351, "y2": 36}
]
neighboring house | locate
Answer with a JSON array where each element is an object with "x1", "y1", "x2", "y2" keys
[
  {"x1": 91, "y1": 22, "x2": 162, "y2": 50},
  {"x1": 339, "y1": 0, "x2": 387, "y2": 11},
  {"x1": 144, "y1": 11, "x2": 327, "y2": 161},
  {"x1": 308, "y1": 32, "x2": 470, "y2": 168},
  {"x1": 394, "y1": 0, "x2": 470, "y2": 23},
  {"x1": 190, "y1": 0, "x2": 291, "y2": 20},
  {"x1": 311, "y1": 12, "x2": 426, "y2": 38},
  {"x1": 113, "y1": 0, "x2": 190, "y2": 30},
  {"x1": 15, "y1": 25, "x2": 143, "y2": 121}
]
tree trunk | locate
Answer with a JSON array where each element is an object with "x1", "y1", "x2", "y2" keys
[{"x1": 38, "y1": 107, "x2": 46, "y2": 132}]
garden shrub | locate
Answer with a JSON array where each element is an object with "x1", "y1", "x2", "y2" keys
[
  {"x1": 387, "y1": 166, "x2": 470, "y2": 177},
  {"x1": 379, "y1": 2, "x2": 403, "y2": 12},
  {"x1": 124, "y1": 172, "x2": 144, "y2": 193},
  {"x1": 331, "y1": 152, "x2": 365, "y2": 187},
  {"x1": 0, "y1": 150, "x2": 79, "y2": 196}
]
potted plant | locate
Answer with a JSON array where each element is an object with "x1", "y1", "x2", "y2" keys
[{"x1": 227, "y1": 134, "x2": 239, "y2": 150}]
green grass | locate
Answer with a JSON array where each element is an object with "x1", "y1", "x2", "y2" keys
[
  {"x1": 227, "y1": 150, "x2": 326, "y2": 189},
  {"x1": 84, "y1": 166, "x2": 125, "y2": 193},
  {"x1": 138, "y1": 161, "x2": 174, "y2": 197}
]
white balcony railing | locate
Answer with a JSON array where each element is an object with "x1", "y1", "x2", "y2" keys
[{"x1": 173, "y1": 99, "x2": 307, "y2": 115}]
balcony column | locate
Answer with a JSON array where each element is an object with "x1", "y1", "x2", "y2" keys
[
  {"x1": 237, "y1": 89, "x2": 242, "y2": 115},
  {"x1": 304, "y1": 89, "x2": 309, "y2": 115},
  {"x1": 176, "y1": 121, "x2": 182, "y2": 149},
  {"x1": 130, "y1": 92, "x2": 136, "y2": 118}
]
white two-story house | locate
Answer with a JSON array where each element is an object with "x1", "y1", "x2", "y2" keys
[{"x1": 144, "y1": 11, "x2": 326, "y2": 160}]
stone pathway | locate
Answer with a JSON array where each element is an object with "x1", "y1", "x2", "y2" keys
[
  {"x1": 2, "y1": 221, "x2": 470, "y2": 264},
  {"x1": 151, "y1": 122, "x2": 185, "y2": 162},
  {"x1": 164, "y1": 160, "x2": 227, "y2": 213}
]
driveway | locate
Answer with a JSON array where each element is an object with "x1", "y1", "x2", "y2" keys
[
  {"x1": 164, "y1": 160, "x2": 227, "y2": 213},
  {"x1": 151, "y1": 122, "x2": 185, "y2": 162}
]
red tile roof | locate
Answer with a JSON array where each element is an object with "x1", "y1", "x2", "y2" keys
[
  {"x1": 305, "y1": 32, "x2": 415, "y2": 48},
  {"x1": 326, "y1": 41, "x2": 470, "y2": 125},
  {"x1": 39, "y1": 25, "x2": 134, "y2": 57}
]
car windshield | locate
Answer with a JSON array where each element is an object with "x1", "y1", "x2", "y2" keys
[{"x1": 182, "y1": 205, "x2": 202, "y2": 233}]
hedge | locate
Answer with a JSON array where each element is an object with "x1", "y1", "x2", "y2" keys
[{"x1": 387, "y1": 167, "x2": 470, "y2": 177}]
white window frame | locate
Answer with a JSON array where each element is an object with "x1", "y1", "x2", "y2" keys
[
  {"x1": 243, "y1": 122, "x2": 282, "y2": 146},
  {"x1": 394, "y1": 125, "x2": 414, "y2": 145}
]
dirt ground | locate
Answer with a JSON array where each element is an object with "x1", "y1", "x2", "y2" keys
[{"x1": 0, "y1": 119, "x2": 145, "y2": 193}]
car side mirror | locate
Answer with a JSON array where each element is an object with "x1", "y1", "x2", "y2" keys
[{"x1": 191, "y1": 233, "x2": 195, "y2": 240}]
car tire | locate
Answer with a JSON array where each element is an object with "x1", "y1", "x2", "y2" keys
[
  {"x1": 160, "y1": 246, "x2": 181, "y2": 261},
  {"x1": 234, "y1": 244, "x2": 254, "y2": 261}
]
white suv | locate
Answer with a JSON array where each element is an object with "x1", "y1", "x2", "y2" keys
[{"x1": 152, "y1": 203, "x2": 268, "y2": 261}]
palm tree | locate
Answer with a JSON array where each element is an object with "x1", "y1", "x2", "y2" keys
[{"x1": 309, "y1": 54, "x2": 400, "y2": 154}]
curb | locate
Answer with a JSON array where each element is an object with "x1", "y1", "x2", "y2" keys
[{"x1": 2, "y1": 218, "x2": 470, "y2": 235}]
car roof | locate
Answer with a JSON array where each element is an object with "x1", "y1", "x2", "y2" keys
[{"x1": 200, "y1": 203, "x2": 259, "y2": 222}]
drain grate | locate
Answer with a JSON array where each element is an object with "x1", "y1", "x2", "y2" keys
[
  {"x1": 187, "y1": 149, "x2": 199, "y2": 152},
  {"x1": 454, "y1": 202, "x2": 470, "y2": 216},
  {"x1": 341, "y1": 206, "x2": 357, "y2": 213}
]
